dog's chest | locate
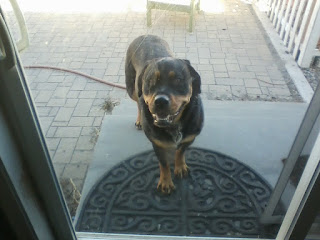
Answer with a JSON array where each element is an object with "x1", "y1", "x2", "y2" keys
[{"x1": 165, "y1": 127, "x2": 183, "y2": 145}]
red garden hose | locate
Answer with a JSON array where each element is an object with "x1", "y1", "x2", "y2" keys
[{"x1": 24, "y1": 65, "x2": 126, "y2": 90}]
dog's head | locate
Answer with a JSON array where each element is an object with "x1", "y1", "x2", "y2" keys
[{"x1": 139, "y1": 57, "x2": 201, "y2": 128}]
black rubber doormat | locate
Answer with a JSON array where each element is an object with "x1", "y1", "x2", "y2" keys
[{"x1": 76, "y1": 148, "x2": 280, "y2": 238}]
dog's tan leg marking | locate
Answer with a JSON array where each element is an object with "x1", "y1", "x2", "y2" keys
[
  {"x1": 174, "y1": 148, "x2": 189, "y2": 178},
  {"x1": 132, "y1": 89, "x2": 142, "y2": 130},
  {"x1": 179, "y1": 135, "x2": 196, "y2": 145},
  {"x1": 157, "y1": 163, "x2": 175, "y2": 194},
  {"x1": 174, "y1": 135, "x2": 196, "y2": 178},
  {"x1": 135, "y1": 103, "x2": 142, "y2": 130}
]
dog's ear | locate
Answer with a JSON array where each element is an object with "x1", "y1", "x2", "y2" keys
[
  {"x1": 137, "y1": 62, "x2": 151, "y2": 97},
  {"x1": 184, "y1": 60, "x2": 201, "y2": 95}
]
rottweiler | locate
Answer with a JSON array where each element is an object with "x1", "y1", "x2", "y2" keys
[{"x1": 125, "y1": 35, "x2": 204, "y2": 194}]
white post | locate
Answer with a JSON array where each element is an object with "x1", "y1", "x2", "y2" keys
[
  {"x1": 283, "y1": 0, "x2": 299, "y2": 45},
  {"x1": 272, "y1": 0, "x2": 282, "y2": 26},
  {"x1": 279, "y1": 0, "x2": 293, "y2": 38},
  {"x1": 293, "y1": 0, "x2": 317, "y2": 60},
  {"x1": 275, "y1": 0, "x2": 286, "y2": 32},
  {"x1": 297, "y1": 0, "x2": 320, "y2": 67},
  {"x1": 288, "y1": 0, "x2": 307, "y2": 52}
]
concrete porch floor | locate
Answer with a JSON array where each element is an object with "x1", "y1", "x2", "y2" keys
[
  {"x1": 76, "y1": 100, "x2": 308, "y2": 218},
  {"x1": 73, "y1": 98, "x2": 320, "y2": 237}
]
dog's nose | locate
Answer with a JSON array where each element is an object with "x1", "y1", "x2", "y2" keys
[{"x1": 154, "y1": 95, "x2": 170, "y2": 108}]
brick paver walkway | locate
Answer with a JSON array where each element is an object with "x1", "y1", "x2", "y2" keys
[{"x1": 4, "y1": 0, "x2": 303, "y2": 191}]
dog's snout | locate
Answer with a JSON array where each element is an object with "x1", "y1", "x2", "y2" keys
[{"x1": 154, "y1": 95, "x2": 170, "y2": 108}]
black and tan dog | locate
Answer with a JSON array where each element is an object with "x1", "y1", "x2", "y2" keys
[{"x1": 125, "y1": 35, "x2": 204, "y2": 194}]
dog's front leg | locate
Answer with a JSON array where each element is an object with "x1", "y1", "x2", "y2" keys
[
  {"x1": 174, "y1": 146, "x2": 189, "y2": 178},
  {"x1": 174, "y1": 136, "x2": 195, "y2": 178},
  {"x1": 135, "y1": 103, "x2": 142, "y2": 130},
  {"x1": 153, "y1": 143, "x2": 175, "y2": 194}
]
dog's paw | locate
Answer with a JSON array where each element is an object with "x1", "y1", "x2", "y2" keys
[
  {"x1": 135, "y1": 121, "x2": 142, "y2": 130},
  {"x1": 157, "y1": 179, "x2": 175, "y2": 194},
  {"x1": 174, "y1": 164, "x2": 189, "y2": 178}
]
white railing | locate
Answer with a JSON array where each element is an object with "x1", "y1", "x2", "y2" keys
[{"x1": 266, "y1": 0, "x2": 320, "y2": 67}]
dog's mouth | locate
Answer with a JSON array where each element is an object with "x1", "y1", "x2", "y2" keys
[{"x1": 152, "y1": 105, "x2": 185, "y2": 127}]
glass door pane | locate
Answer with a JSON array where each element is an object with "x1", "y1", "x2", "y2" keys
[{"x1": 1, "y1": 0, "x2": 320, "y2": 238}]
